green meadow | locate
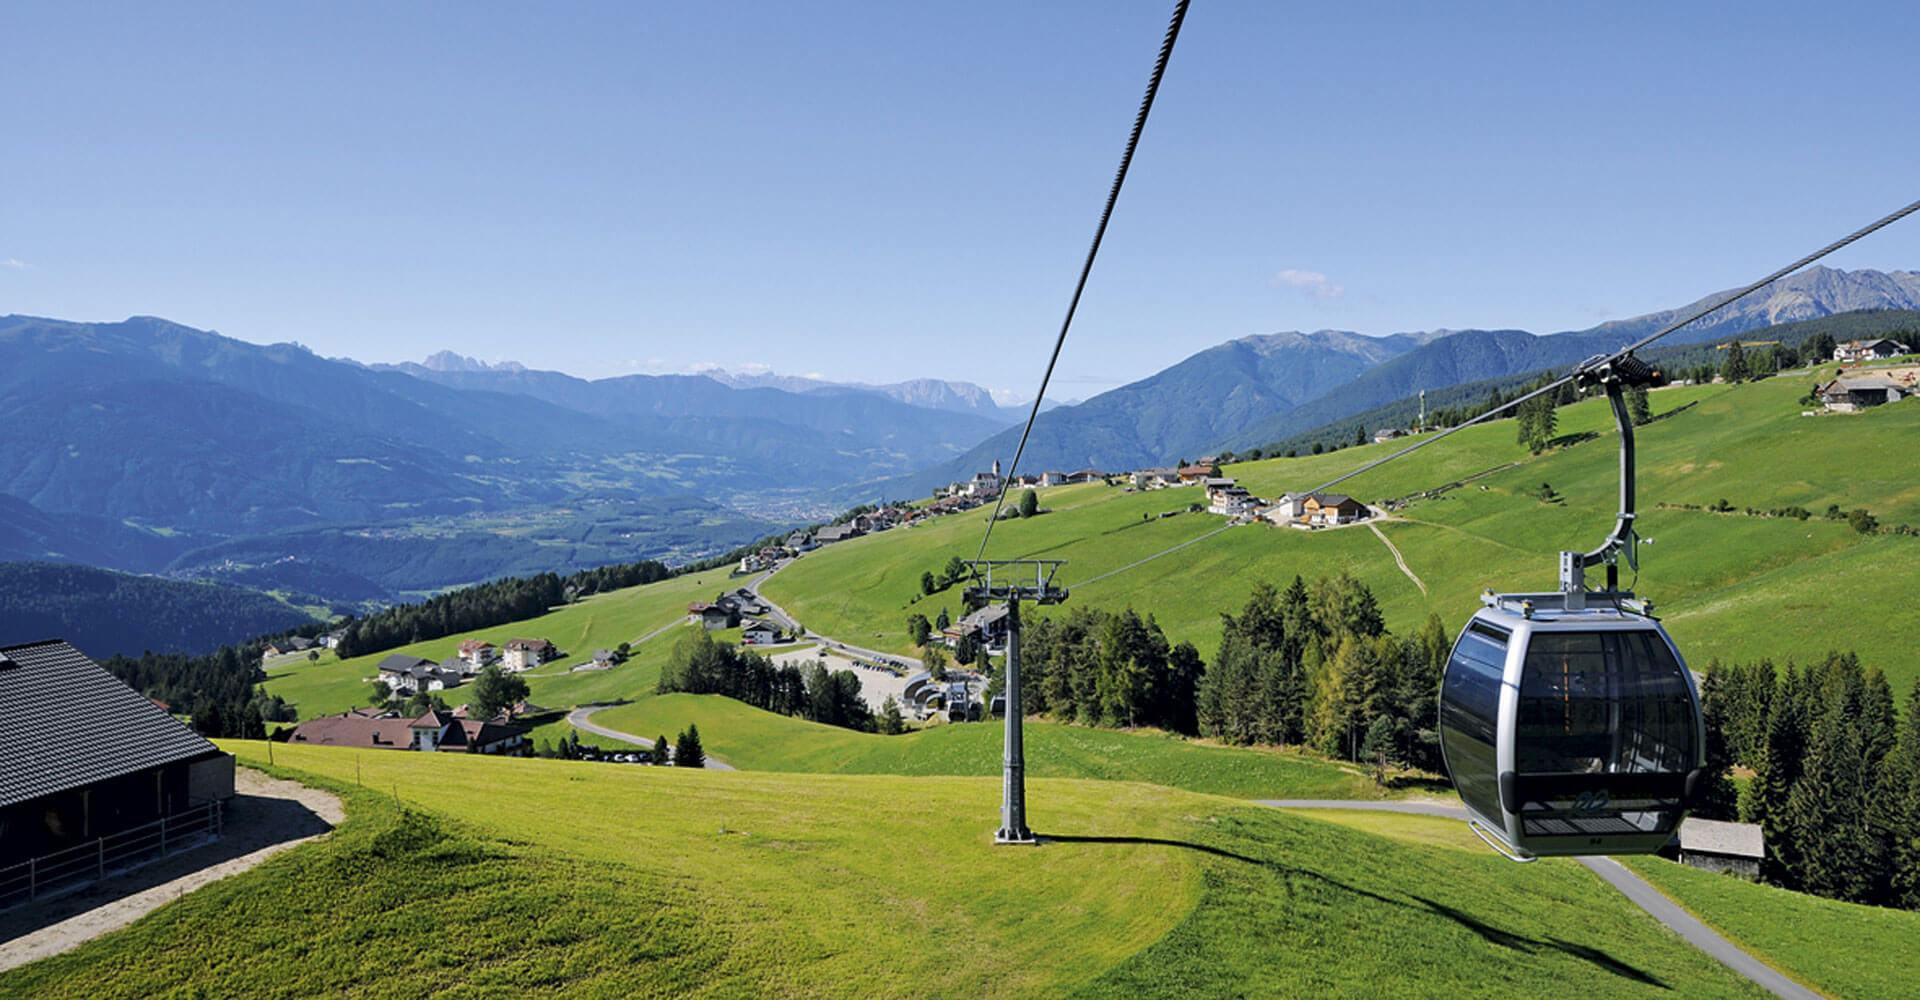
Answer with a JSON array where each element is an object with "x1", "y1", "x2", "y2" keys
[
  {"x1": 766, "y1": 377, "x2": 1920, "y2": 697},
  {"x1": 1622, "y1": 855, "x2": 1920, "y2": 1000},
  {"x1": 1, "y1": 744, "x2": 1785, "y2": 998},
  {"x1": 594, "y1": 692, "x2": 1388, "y2": 800},
  {"x1": 262, "y1": 572, "x2": 717, "y2": 717}
]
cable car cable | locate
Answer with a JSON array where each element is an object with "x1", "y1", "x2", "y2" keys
[
  {"x1": 974, "y1": 0, "x2": 1191, "y2": 561},
  {"x1": 1059, "y1": 196, "x2": 1920, "y2": 600}
]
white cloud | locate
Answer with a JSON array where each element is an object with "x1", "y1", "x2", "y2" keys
[
  {"x1": 1272, "y1": 268, "x2": 1343, "y2": 300},
  {"x1": 2, "y1": 258, "x2": 26, "y2": 270}
]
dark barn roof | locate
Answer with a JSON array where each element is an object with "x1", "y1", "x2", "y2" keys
[{"x1": 0, "y1": 639, "x2": 223, "y2": 809}]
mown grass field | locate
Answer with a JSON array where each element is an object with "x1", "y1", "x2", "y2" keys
[
  {"x1": 765, "y1": 377, "x2": 1920, "y2": 697},
  {"x1": 1, "y1": 745, "x2": 1783, "y2": 998},
  {"x1": 594, "y1": 692, "x2": 1392, "y2": 800},
  {"x1": 262, "y1": 572, "x2": 718, "y2": 717},
  {"x1": 1621, "y1": 855, "x2": 1920, "y2": 1000}
]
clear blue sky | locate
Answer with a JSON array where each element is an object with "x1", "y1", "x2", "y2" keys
[{"x1": 6, "y1": 2, "x2": 1918, "y2": 401}]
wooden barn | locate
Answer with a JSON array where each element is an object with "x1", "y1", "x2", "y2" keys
[{"x1": 1, "y1": 639, "x2": 234, "y2": 905}]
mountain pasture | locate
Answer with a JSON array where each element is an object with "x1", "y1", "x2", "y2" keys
[{"x1": 0, "y1": 744, "x2": 1780, "y2": 998}]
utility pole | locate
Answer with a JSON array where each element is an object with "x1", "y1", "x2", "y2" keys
[{"x1": 963, "y1": 559, "x2": 1067, "y2": 845}]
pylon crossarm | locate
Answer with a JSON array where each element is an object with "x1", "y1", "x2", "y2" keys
[{"x1": 960, "y1": 559, "x2": 1070, "y2": 605}]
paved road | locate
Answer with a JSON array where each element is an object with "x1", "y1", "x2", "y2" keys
[
  {"x1": 1255, "y1": 800, "x2": 1824, "y2": 1000},
  {"x1": 745, "y1": 561, "x2": 925, "y2": 673},
  {"x1": 567, "y1": 706, "x2": 736, "y2": 770}
]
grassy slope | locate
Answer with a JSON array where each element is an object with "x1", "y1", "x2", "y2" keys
[
  {"x1": 1621, "y1": 856, "x2": 1920, "y2": 1000},
  {"x1": 262, "y1": 572, "x2": 715, "y2": 718},
  {"x1": 766, "y1": 379, "x2": 1920, "y2": 696},
  {"x1": 2, "y1": 745, "x2": 1772, "y2": 998},
  {"x1": 595, "y1": 692, "x2": 1388, "y2": 800}
]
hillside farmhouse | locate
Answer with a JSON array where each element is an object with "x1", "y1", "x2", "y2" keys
[
  {"x1": 457, "y1": 639, "x2": 496, "y2": 668},
  {"x1": 1833, "y1": 338, "x2": 1910, "y2": 362},
  {"x1": 1671, "y1": 817, "x2": 1765, "y2": 878},
  {"x1": 1303, "y1": 493, "x2": 1369, "y2": 526},
  {"x1": 944, "y1": 604, "x2": 1010, "y2": 649},
  {"x1": 0, "y1": 639, "x2": 235, "y2": 891},
  {"x1": 290, "y1": 708, "x2": 530, "y2": 756},
  {"x1": 376, "y1": 654, "x2": 461, "y2": 696},
  {"x1": 1817, "y1": 376, "x2": 1908, "y2": 412},
  {"x1": 1131, "y1": 467, "x2": 1180, "y2": 489}
]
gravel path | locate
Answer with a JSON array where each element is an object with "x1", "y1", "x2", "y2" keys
[
  {"x1": 0, "y1": 767, "x2": 344, "y2": 973},
  {"x1": 1254, "y1": 799, "x2": 1824, "y2": 1000}
]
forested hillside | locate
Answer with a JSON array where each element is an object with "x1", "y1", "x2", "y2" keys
[{"x1": 0, "y1": 562, "x2": 317, "y2": 657}]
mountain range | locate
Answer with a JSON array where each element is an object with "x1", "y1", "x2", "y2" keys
[
  {"x1": 6, "y1": 265, "x2": 1915, "y2": 608},
  {"x1": 906, "y1": 266, "x2": 1920, "y2": 490}
]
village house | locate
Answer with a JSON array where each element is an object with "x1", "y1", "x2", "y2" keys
[
  {"x1": 262, "y1": 636, "x2": 314, "y2": 658},
  {"x1": 320, "y1": 629, "x2": 347, "y2": 650},
  {"x1": 741, "y1": 620, "x2": 779, "y2": 645},
  {"x1": 1130, "y1": 467, "x2": 1180, "y2": 489},
  {"x1": 1817, "y1": 376, "x2": 1907, "y2": 412},
  {"x1": 1205, "y1": 479, "x2": 1258, "y2": 516},
  {"x1": 943, "y1": 604, "x2": 1011, "y2": 649},
  {"x1": 815, "y1": 521, "x2": 863, "y2": 544},
  {"x1": 457, "y1": 639, "x2": 496, "y2": 669},
  {"x1": 0, "y1": 639, "x2": 236, "y2": 882},
  {"x1": 1833, "y1": 337, "x2": 1911, "y2": 363},
  {"x1": 1176, "y1": 464, "x2": 1215, "y2": 484},
  {"x1": 1065, "y1": 469, "x2": 1104, "y2": 484},
  {"x1": 1373, "y1": 428, "x2": 1407, "y2": 443},
  {"x1": 292, "y1": 708, "x2": 530, "y2": 756},
  {"x1": 786, "y1": 530, "x2": 816, "y2": 552},
  {"x1": 501, "y1": 638, "x2": 556, "y2": 671},
  {"x1": 590, "y1": 649, "x2": 616, "y2": 668},
  {"x1": 375, "y1": 654, "x2": 442, "y2": 696},
  {"x1": 1263, "y1": 492, "x2": 1311, "y2": 523},
  {"x1": 1041, "y1": 470, "x2": 1069, "y2": 486},
  {"x1": 1303, "y1": 492, "x2": 1369, "y2": 526}
]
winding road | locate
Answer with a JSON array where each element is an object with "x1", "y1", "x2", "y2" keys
[
  {"x1": 567, "y1": 706, "x2": 736, "y2": 770},
  {"x1": 1253, "y1": 800, "x2": 1822, "y2": 1000}
]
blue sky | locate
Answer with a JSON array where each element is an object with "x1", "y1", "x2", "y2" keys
[{"x1": 6, "y1": 2, "x2": 1919, "y2": 402}]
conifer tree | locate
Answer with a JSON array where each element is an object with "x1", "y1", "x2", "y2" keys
[
  {"x1": 1787, "y1": 676, "x2": 1878, "y2": 903},
  {"x1": 674, "y1": 725, "x2": 705, "y2": 768},
  {"x1": 1875, "y1": 679, "x2": 1920, "y2": 908}
]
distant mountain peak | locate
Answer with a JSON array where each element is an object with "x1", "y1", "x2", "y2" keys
[{"x1": 422, "y1": 350, "x2": 525, "y2": 373}]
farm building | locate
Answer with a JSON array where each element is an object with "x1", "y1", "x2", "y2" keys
[
  {"x1": 1817, "y1": 376, "x2": 1907, "y2": 412},
  {"x1": 1833, "y1": 338, "x2": 1910, "y2": 362},
  {"x1": 1671, "y1": 817, "x2": 1765, "y2": 878},
  {"x1": 0, "y1": 639, "x2": 235, "y2": 901}
]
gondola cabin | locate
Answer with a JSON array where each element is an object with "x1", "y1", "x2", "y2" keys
[{"x1": 1438, "y1": 593, "x2": 1705, "y2": 859}]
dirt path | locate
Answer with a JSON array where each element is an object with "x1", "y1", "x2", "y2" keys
[
  {"x1": 1368, "y1": 521, "x2": 1427, "y2": 595},
  {"x1": 0, "y1": 768, "x2": 343, "y2": 973}
]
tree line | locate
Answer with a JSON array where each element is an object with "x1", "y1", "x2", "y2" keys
[
  {"x1": 656, "y1": 631, "x2": 874, "y2": 732},
  {"x1": 1195, "y1": 575, "x2": 1449, "y2": 772},
  {"x1": 1698, "y1": 652, "x2": 1920, "y2": 909},
  {"x1": 333, "y1": 560, "x2": 670, "y2": 658},
  {"x1": 102, "y1": 642, "x2": 299, "y2": 739},
  {"x1": 992, "y1": 606, "x2": 1202, "y2": 735},
  {"x1": 982, "y1": 575, "x2": 1446, "y2": 774}
]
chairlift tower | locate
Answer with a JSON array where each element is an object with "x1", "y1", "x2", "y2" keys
[{"x1": 963, "y1": 559, "x2": 1068, "y2": 845}]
